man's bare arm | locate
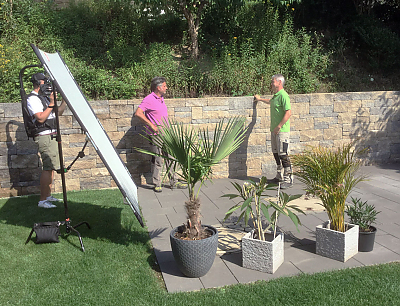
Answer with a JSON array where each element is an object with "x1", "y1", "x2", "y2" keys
[{"x1": 135, "y1": 107, "x2": 158, "y2": 133}]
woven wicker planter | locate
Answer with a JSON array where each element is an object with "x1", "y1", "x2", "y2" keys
[
  {"x1": 316, "y1": 221, "x2": 359, "y2": 262},
  {"x1": 242, "y1": 230, "x2": 284, "y2": 274},
  {"x1": 170, "y1": 225, "x2": 218, "y2": 278}
]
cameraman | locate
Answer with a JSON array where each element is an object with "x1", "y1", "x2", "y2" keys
[{"x1": 27, "y1": 73, "x2": 66, "y2": 208}]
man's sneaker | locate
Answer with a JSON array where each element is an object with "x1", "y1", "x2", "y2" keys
[
  {"x1": 38, "y1": 200, "x2": 57, "y2": 208},
  {"x1": 46, "y1": 195, "x2": 62, "y2": 202},
  {"x1": 172, "y1": 182, "x2": 188, "y2": 189},
  {"x1": 154, "y1": 186, "x2": 162, "y2": 193},
  {"x1": 280, "y1": 174, "x2": 293, "y2": 189}
]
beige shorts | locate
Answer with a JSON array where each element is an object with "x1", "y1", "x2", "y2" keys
[
  {"x1": 34, "y1": 134, "x2": 60, "y2": 171},
  {"x1": 270, "y1": 132, "x2": 290, "y2": 155}
]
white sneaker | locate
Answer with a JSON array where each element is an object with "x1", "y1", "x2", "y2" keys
[
  {"x1": 281, "y1": 173, "x2": 293, "y2": 189},
  {"x1": 46, "y1": 196, "x2": 62, "y2": 202},
  {"x1": 38, "y1": 200, "x2": 57, "y2": 208}
]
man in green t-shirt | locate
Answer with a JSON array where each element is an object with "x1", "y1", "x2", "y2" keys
[{"x1": 254, "y1": 74, "x2": 293, "y2": 188}]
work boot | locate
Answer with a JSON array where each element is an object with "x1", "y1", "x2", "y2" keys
[
  {"x1": 267, "y1": 165, "x2": 283, "y2": 183},
  {"x1": 281, "y1": 167, "x2": 293, "y2": 189}
]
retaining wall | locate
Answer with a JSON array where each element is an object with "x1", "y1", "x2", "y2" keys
[{"x1": 1, "y1": 91, "x2": 399, "y2": 198}]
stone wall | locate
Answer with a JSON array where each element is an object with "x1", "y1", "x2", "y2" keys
[{"x1": 1, "y1": 91, "x2": 399, "y2": 198}]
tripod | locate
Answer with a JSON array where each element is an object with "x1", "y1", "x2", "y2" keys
[{"x1": 21, "y1": 65, "x2": 90, "y2": 252}]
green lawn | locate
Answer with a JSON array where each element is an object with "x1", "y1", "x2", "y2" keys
[{"x1": 1, "y1": 188, "x2": 399, "y2": 305}]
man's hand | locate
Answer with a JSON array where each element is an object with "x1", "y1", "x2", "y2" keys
[
  {"x1": 151, "y1": 123, "x2": 159, "y2": 134},
  {"x1": 273, "y1": 125, "x2": 281, "y2": 135},
  {"x1": 253, "y1": 95, "x2": 270, "y2": 104},
  {"x1": 48, "y1": 91, "x2": 56, "y2": 108}
]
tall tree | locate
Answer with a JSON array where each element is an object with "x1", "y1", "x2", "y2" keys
[{"x1": 174, "y1": 0, "x2": 208, "y2": 58}]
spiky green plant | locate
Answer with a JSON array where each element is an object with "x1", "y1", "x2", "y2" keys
[
  {"x1": 346, "y1": 197, "x2": 380, "y2": 232},
  {"x1": 135, "y1": 116, "x2": 248, "y2": 239},
  {"x1": 292, "y1": 143, "x2": 366, "y2": 232},
  {"x1": 222, "y1": 177, "x2": 304, "y2": 241}
]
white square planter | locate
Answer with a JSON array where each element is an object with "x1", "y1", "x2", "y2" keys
[
  {"x1": 316, "y1": 221, "x2": 359, "y2": 262},
  {"x1": 242, "y1": 230, "x2": 284, "y2": 274}
]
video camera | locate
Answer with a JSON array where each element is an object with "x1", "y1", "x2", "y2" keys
[
  {"x1": 31, "y1": 72, "x2": 53, "y2": 96},
  {"x1": 40, "y1": 82, "x2": 53, "y2": 96}
]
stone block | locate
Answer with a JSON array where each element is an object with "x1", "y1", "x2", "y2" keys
[
  {"x1": 185, "y1": 98, "x2": 207, "y2": 107},
  {"x1": 99, "y1": 118, "x2": 118, "y2": 132},
  {"x1": 109, "y1": 99, "x2": 129, "y2": 105},
  {"x1": 248, "y1": 133, "x2": 267, "y2": 146},
  {"x1": 334, "y1": 93, "x2": 353, "y2": 101},
  {"x1": 338, "y1": 113, "x2": 356, "y2": 124},
  {"x1": 110, "y1": 104, "x2": 134, "y2": 119},
  {"x1": 229, "y1": 97, "x2": 254, "y2": 110},
  {"x1": 310, "y1": 105, "x2": 334, "y2": 115},
  {"x1": 175, "y1": 107, "x2": 191, "y2": 112},
  {"x1": 92, "y1": 167, "x2": 110, "y2": 177},
  {"x1": 59, "y1": 116, "x2": 73, "y2": 129},
  {"x1": 0, "y1": 187, "x2": 21, "y2": 198},
  {"x1": 324, "y1": 128, "x2": 342, "y2": 140},
  {"x1": 292, "y1": 103, "x2": 309, "y2": 115},
  {"x1": 3, "y1": 104, "x2": 22, "y2": 118},
  {"x1": 204, "y1": 105, "x2": 230, "y2": 112},
  {"x1": 334, "y1": 100, "x2": 362, "y2": 112},
  {"x1": 202, "y1": 111, "x2": 229, "y2": 119},
  {"x1": 16, "y1": 141, "x2": 38, "y2": 154},
  {"x1": 80, "y1": 176, "x2": 112, "y2": 190},
  {"x1": 207, "y1": 97, "x2": 229, "y2": 106},
  {"x1": 310, "y1": 93, "x2": 333, "y2": 105},
  {"x1": 11, "y1": 154, "x2": 39, "y2": 169},
  {"x1": 300, "y1": 129, "x2": 323, "y2": 142},
  {"x1": 293, "y1": 94, "x2": 311, "y2": 103},
  {"x1": 90, "y1": 101, "x2": 110, "y2": 118}
]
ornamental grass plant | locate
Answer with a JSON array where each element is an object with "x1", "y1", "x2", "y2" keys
[
  {"x1": 135, "y1": 116, "x2": 247, "y2": 240},
  {"x1": 291, "y1": 143, "x2": 366, "y2": 232}
]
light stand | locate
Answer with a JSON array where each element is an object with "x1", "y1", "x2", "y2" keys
[{"x1": 52, "y1": 83, "x2": 90, "y2": 252}]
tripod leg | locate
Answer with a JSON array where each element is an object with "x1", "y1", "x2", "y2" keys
[
  {"x1": 73, "y1": 221, "x2": 91, "y2": 230},
  {"x1": 68, "y1": 225, "x2": 85, "y2": 252}
]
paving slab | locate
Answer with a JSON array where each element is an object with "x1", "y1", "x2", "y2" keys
[{"x1": 137, "y1": 164, "x2": 400, "y2": 293}]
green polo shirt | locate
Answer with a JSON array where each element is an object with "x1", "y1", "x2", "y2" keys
[{"x1": 270, "y1": 89, "x2": 291, "y2": 133}]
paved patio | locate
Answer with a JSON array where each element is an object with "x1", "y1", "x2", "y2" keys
[{"x1": 138, "y1": 164, "x2": 400, "y2": 293}]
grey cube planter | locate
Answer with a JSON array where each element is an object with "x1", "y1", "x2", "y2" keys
[
  {"x1": 170, "y1": 225, "x2": 218, "y2": 278},
  {"x1": 242, "y1": 230, "x2": 284, "y2": 274},
  {"x1": 316, "y1": 221, "x2": 359, "y2": 262}
]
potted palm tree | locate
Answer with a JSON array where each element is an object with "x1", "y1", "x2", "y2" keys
[
  {"x1": 222, "y1": 177, "x2": 304, "y2": 273},
  {"x1": 346, "y1": 197, "x2": 380, "y2": 252},
  {"x1": 135, "y1": 116, "x2": 247, "y2": 277},
  {"x1": 292, "y1": 143, "x2": 367, "y2": 262}
]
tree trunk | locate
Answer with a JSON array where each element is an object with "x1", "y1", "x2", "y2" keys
[
  {"x1": 188, "y1": 18, "x2": 199, "y2": 59},
  {"x1": 185, "y1": 197, "x2": 202, "y2": 239}
]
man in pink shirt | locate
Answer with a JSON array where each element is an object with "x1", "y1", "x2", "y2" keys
[{"x1": 135, "y1": 77, "x2": 186, "y2": 192}]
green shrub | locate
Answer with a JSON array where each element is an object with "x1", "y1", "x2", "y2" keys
[
  {"x1": 266, "y1": 20, "x2": 330, "y2": 93},
  {"x1": 352, "y1": 16, "x2": 400, "y2": 71},
  {"x1": 0, "y1": 0, "x2": 330, "y2": 103}
]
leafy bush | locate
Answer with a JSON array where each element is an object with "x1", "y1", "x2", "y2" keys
[
  {"x1": 266, "y1": 20, "x2": 330, "y2": 93},
  {"x1": 352, "y1": 16, "x2": 400, "y2": 72},
  {"x1": 1, "y1": 0, "x2": 330, "y2": 103}
]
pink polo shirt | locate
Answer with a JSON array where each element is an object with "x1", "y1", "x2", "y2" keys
[{"x1": 138, "y1": 92, "x2": 168, "y2": 134}]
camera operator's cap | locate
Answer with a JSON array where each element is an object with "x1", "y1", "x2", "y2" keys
[{"x1": 31, "y1": 73, "x2": 48, "y2": 84}]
